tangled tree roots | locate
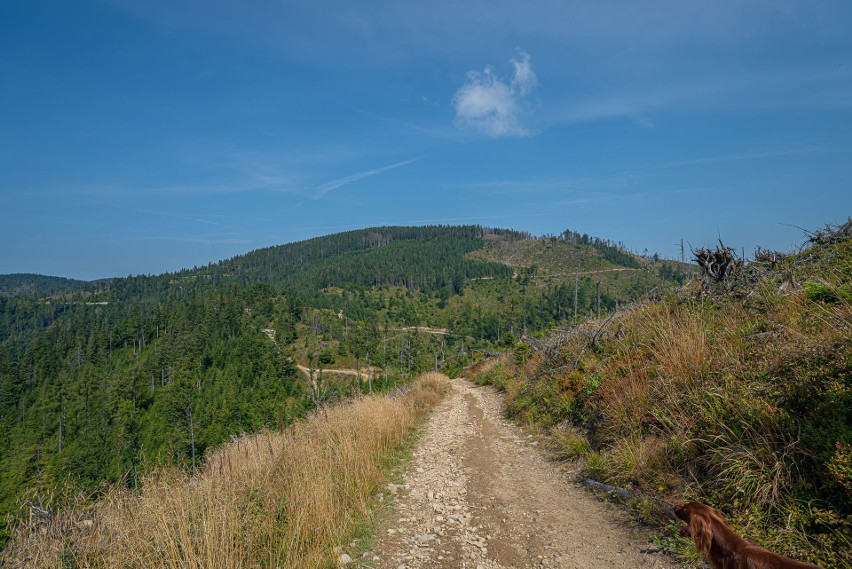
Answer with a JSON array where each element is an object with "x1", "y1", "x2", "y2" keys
[{"x1": 693, "y1": 240, "x2": 743, "y2": 287}]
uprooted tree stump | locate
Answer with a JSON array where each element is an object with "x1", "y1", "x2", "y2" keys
[
  {"x1": 693, "y1": 240, "x2": 743, "y2": 289},
  {"x1": 806, "y1": 218, "x2": 852, "y2": 247},
  {"x1": 753, "y1": 246, "x2": 787, "y2": 269}
]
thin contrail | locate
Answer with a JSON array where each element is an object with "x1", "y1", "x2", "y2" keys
[{"x1": 315, "y1": 157, "x2": 423, "y2": 198}]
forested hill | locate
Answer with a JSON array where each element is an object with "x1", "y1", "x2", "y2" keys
[
  {"x1": 212, "y1": 225, "x2": 516, "y2": 291},
  {"x1": 0, "y1": 274, "x2": 89, "y2": 297},
  {"x1": 102, "y1": 225, "x2": 517, "y2": 301},
  {"x1": 0, "y1": 225, "x2": 688, "y2": 541}
]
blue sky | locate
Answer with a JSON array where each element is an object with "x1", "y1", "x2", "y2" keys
[{"x1": 1, "y1": 1, "x2": 851, "y2": 280}]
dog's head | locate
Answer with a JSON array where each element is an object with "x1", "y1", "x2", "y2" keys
[{"x1": 674, "y1": 502, "x2": 726, "y2": 555}]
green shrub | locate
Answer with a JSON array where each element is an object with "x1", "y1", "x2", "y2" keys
[
  {"x1": 550, "y1": 428, "x2": 592, "y2": 459},
  {"x1": 513, "y1": 342, "x2": 531, "y2": 364},
  {"x1": 802, "y1": 280, "x2": 852, "y2": 303},
  {"x1": 473, "y1": 363, "x2": 512, "y2": 391},
  {"x1": 585, "y1": 451, "x2": 610, "y2": 482},
  {"x1": 827, "y1": 442, "x2": 852, "y2": 495}
]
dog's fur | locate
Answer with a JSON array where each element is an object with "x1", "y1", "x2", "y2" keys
[{"x1": 673, "y1": 502, "x2": 822, "y2": 569}]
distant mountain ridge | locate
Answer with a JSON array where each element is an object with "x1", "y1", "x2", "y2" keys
[
  {"x1": 2, "y1": 226, "x2": 684, "y2": 300},
  {"x1": 0, "y1": 273, "x2": 89, "y2": 297}
]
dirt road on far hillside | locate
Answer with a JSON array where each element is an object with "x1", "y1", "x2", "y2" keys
[{"x1": 366, "y1": 380, "x2": 683, "y2": 569}]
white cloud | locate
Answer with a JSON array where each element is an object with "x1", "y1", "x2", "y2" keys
[
  {"x1": 453, "y1": 51, "x2": 538, "y2": 137},
  {"x1": 510, "y1": 51, "x2": 537, "y2": 96}
]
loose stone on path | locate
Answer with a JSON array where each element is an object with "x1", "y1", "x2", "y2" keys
[{"x1": 369, "y1": 379, "x2": 683, "y2": 569}]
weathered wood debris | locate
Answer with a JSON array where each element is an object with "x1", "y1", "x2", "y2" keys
[
  {"x1": 693, "y1": 240, "x2": 743, "y2": 286},
  {"x1": 806, "y1": 218, "x2": 852, "y2": 247},
  {"x1": 752, "y1": 246, "x2": 787, "y2": 269}
]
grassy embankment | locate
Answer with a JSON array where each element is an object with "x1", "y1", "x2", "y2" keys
[
  {"x1": 3, "y1": 373, "x2": 448, "y2": 568},
  {"x1": 471, "y1": 235, "x2": 850, "y2": 568}
]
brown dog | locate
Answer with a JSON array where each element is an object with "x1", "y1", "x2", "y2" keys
[{"x1": 673, "y1": 502, "x2": 823, "y2": 569}]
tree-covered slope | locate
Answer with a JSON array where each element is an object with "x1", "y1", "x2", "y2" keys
[
  {"x1": 0, "y1": 284, "x2": 305, "y2": 526},
  {"x1": 0, "y1": 224, "x2": 687, "y2": 543},
  {"x1": 0, "y1": 274, "x2": 89, "y2": 297},
  {"x1": 212, "y1": 225, "x2": 515, "y2": 291},
  {"x1": 104, "y1": 225, "x2": 514, "y2": 302}
]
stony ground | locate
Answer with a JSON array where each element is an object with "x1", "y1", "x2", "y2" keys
[{"x1": 360, "y1": 379, "x2": 684, "y2": 569}]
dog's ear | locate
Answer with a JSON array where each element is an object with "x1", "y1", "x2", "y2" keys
[{"x1": 689, "y1": 512, "x2": 713, "y2": 557}]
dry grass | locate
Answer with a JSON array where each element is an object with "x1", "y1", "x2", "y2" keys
[
  {"x1": 598, "y1": 303, "x2": 725, "y2": 438},
  {"x1": 4, "y1": 373, "x2": 448, "y2": 569},
  {"x1": 548, "y1": 426, "x2": 593, "y2": 460},
  {"x1": 608, "y1": 435, "x2": 669, "y2": 488},
  {"x1": 471, "y1": 238, "x2": 852, "y2": 567},
  {"x1": 645, "y1": 305, "x2": 711, "y2": 385}
]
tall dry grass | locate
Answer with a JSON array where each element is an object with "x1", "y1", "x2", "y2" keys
[
  {"x1": 4, "y1": 373, "x2": 448, "y2": 569},
  {"x1": 598, "y1": 303, "x2": 725, "y2": 439},
  {"x1": 471, "y1": 249, "x2": 852, "y2": 566}
]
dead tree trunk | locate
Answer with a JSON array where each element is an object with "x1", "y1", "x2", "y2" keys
[
  {"x1": 596, "y1": 281, "x2": 601, "y2": 319},
  {"x1": 366, "y1": 352, "x2": 372, "y2": 395},
  {"x1": 574, "y1": 267, "x2": 579, "y2": 323}
]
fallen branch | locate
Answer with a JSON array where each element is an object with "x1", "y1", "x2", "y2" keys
[
  {"x1": 27, "y1": 501, "x2": 52, "y2": 520},
  {"x1": 572, "y1": 311, "x2": 618, "y2": 367},
  {"x1": 583, "y1": 478, "x2": 632, "y2": 499}
]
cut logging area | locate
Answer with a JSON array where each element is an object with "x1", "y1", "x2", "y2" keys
[
  {"x1": 295, "y1": 364, "x2": 383, "y2": 379},
  {"x1": 394, "y1": 326, "x2": 449, "y2": 335},
  {"x1": 529, "y1": 267, "x2": 643, "y2": 278}
]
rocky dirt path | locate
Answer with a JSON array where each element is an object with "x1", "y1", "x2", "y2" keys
[{"x1": 366, "y1": 379, "x2": 683, "y2": 569}]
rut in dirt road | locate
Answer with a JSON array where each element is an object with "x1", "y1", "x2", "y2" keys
[{"x1": 368, "y1": 379, "x2": 683, "y2": 569}]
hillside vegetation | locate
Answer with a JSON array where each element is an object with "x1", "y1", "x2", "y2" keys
[
  {"x1": 471, "y1": 225, "x2": 851, "y2": 568},
  {"x1": 0, "y1": 225, "x2": 686, "y2": 541},
  {"x1": 0, "y1": 274, "x2": 89, "y2": 297},
  {"x1": 3, "y1": 373, "x2": 447, "y2": 568}
]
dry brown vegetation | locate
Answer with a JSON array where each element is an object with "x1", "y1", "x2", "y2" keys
[
  {"x1": 3, "y1": 373, "x2": 448, "y2": 569},
  {"x1": 472, "y1": 236, "x2": 851, "y2": 568}
]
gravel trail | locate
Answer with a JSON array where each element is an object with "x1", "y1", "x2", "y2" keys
[{"x1": 367, "y1": 379, "x2": 683, "y2": 569}]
